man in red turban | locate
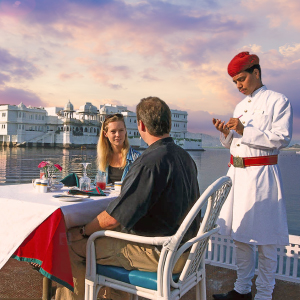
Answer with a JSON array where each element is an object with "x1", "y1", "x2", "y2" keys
[{"x1": 212, "y1": 52, "x2": 293, "y2": 300}]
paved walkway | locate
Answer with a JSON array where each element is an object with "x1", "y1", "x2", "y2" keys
[{"x1": 0, "y1": 259, "x2": 299, "y2": 299}]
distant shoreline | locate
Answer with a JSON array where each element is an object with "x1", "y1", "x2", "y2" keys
[{"x1": 283, "y1": 148, "x2": 300, "y2": 151}]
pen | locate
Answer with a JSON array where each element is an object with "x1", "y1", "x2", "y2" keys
[{"x1": 237, "y1": 114, "x2": 243, "y2": 118}]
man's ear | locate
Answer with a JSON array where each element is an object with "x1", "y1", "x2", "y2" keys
[
  {"x1": 254, "y1": 68, "x2": 260, "y2": 79},
  {"x1": 139, "y1": 120, "x2": 146, "y2": 132}
]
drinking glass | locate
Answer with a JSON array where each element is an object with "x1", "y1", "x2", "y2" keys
[
  {"x1": 40, "y1": 169, "x2": 46, "y2": 179},
  {"x1": 95, "y1": 172, "x2": 106, "y2": 190},
  {"x1": 79, "y1": 162, "x2": 91, "y2": 191}
]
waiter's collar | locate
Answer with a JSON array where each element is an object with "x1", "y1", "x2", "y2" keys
[{"x1": 249, "y1": 85, "x2": 266, "y2": 98}]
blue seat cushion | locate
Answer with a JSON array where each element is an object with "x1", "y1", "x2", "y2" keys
[{"x1": 96, "y1": 264, "x2": 180, "y2": 290}]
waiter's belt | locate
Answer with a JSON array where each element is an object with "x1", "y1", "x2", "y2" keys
[{"x1": 230, "y1": 155, "x2": 278, "y2": 168}]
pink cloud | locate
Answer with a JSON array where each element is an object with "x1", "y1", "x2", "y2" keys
[
  {"x1": 139, "y1": 68, "x2": 161, "y2": 82},
  {"x1": 0, "y1": 47, "x2": 41, "y2": 83},
  {"x1": 0, "y1": 0, "x2": 36, "y2": 19},
  {"x1": 4, "y1": 1, "x2": 249, "y2": 68},
  {"x1": 0, "y1": 87, "x2": 45, "y2": 107},
  {"x1": 85, "y1": 62, "x2": 132, "y2": 90},
  {"x1": 241, "y1": 0, "x2": 300, "y2": 30},
  {"x1": 58, "y1": 72, "x2": 83, "y2": 81}
]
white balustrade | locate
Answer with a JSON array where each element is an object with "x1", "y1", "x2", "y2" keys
[{"x1": 205, "y1": 234, "x2": 300, "y2": 283}]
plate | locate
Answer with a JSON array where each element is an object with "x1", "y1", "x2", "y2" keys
[
  {"x1": 57, "y1": 196, "x2": 87, "y2": 202},
  {"x1": 52, "y1": 194, "x2": 90, "y2": 202}
]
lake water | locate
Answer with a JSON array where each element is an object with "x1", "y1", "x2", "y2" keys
[{"x1": 0, "y1": 147, "x2": 299, "y2": 235}]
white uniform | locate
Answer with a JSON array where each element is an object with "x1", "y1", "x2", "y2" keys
[{"x1": 217, "y1": 85, "x2": 293, "y2": 246}]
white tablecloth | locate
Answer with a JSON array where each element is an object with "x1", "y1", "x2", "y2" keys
[{"x1": 0, "y1": 183, "x2": 118, "y2": 269}]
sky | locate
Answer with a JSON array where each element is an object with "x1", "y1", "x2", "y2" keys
[{"x1": 0, "y1": 0, "x2": 299, "y2": 141}]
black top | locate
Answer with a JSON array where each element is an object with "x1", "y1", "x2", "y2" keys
[
  {"x1": 108, "y1": 166, "x2": 124, "y2": 184},
  {"x1": 106, "y1": 137, "x2": 200, "y2": 240}
]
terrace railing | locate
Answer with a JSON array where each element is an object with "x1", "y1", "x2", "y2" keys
[{"x1": 206, "y1": 234, "x2": 300, "y2": 283}]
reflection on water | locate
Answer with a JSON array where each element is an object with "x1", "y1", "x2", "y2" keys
[
  {"x1": 0, "y1": 147, "x2": 99, "y2": 185},
  {"x1": 0, "y1": 147, "x2": 299, "y2": 235}
]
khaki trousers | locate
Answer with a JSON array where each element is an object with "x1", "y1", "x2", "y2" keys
[{"x1": 55, "y1": 235, "x2": 188, "y2": 300}]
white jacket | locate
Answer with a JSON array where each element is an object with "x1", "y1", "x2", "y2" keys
[{"x1": 217, "y1": 85, "x2": 293, "y2": 245}]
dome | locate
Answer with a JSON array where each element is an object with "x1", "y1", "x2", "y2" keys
[
  {"x1": 18, "y1": 102, "x2": 27, "y2": 109},
  {"x1": 64, "y1": 100, "x2": 74, "y2": 111},
  {"x1": 78, "y1": 102, "x2": 98, "y2": 114}
]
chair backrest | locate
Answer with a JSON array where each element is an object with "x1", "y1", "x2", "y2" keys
[
  {"x1": 182, "y1": 176, "x2": 231, "y2": 278},
  {"x1": 158, "y1": 176, "x2": 232, "y2": 295}
]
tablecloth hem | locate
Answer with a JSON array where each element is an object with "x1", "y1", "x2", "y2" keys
[{"x1": 12, "y1": 255, "x2": 74, "y2": 292}]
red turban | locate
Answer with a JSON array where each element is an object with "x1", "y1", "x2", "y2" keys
[{"x1": 227, "y1": 51, "x2": 259, "y2": 77}]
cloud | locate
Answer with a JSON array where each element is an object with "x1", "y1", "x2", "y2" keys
[
  {"x1": 83, "y1": 61, "x2": 132, "y2": 90},
  {"x1": 0, "y1": 0, "x2": 36, "y2": 19},
  {"x1": 0, "y1": 73, "x2": 11, "y2": 85},
  {"x1": 0, "y1": 48, "x2": 41, "y2": 83},
  {"x1": 0, "y1": 87, "x2": 45, "y2": 107},
  {"x1": 5, "y1": 0, "x2": 250, "y2": 68},
  {"x1": 139, "y1": 68, "x2": 161, "y2": 82},
  {"x1": 241, "y1": 0, "x2": 300, "y2": 30},
  {"x1": 58, "y1": 72, "x2": 84, "y2": 81},
  {"x1": 279, "y1": 43, "x2": 300, "y2": 57}
]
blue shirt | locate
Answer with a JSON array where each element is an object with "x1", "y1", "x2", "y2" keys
[{"x1": 95, "y1": 147, "x2": 141, "y2": 184}]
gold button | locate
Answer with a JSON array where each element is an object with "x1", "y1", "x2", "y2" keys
[
  {"x1": 248, "y1": 100, "x2": 251, "y2": 103},
  {"x1": 242, "y1": 121, "x2": 245, "y2": 124},
  {"x1": 244, "y1": 110, "x2": 248, "y2": 113},
  {"x1": 237, "y1": 144, "x2": 240, "y2": 146}
]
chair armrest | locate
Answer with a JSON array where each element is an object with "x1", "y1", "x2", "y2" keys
[
  {"x1": 87, "y1": 230, "x2": 171, "y2": 246},
  {"x1": 85, "y1": 230, "x2": 172, "y2": 278},
  {"x1": 173, "y1": 225, "x2": 220, "y2": 262}
]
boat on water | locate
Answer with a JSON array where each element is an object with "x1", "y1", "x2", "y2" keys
[{"x1": 296, "y1": 151, "x2": 300, "y2": 154}]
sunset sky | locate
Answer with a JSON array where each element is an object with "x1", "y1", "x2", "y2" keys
[{"x1": 0, "y1": 0, "x2": 299, "y2": 141}]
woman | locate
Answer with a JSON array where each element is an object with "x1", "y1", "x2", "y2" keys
[{"x1": 96, "y1": 113, "x2": 140, "y2": 184}]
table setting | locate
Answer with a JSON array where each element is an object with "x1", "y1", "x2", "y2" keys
[
  {"x1": 32, "y1": 160, "x2": 114, "y2": 199},
  {"x1": 0, "y1": 161, "x2": 121, "y2": 292}
]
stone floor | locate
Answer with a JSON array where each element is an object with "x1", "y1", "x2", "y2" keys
[{"x1": 0, "y1": 259, "x2": 299, "y2": 299}]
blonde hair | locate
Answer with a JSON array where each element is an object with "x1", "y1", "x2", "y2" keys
[{"x1": 97, "y1": 114, "x2": 130, "y2": 172}]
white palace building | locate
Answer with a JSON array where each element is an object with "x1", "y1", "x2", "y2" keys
[{"x1": 0, "y1": 101, "x2": 203, "y2": 150}]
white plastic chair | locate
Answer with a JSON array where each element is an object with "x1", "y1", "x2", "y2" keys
[{"x1": 85, "y1": 176, "x2": 232, "y2": 300}]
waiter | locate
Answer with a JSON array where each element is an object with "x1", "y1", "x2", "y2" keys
[{"x1": 212, "y1": 52, "x2": 293, "y2": 300}]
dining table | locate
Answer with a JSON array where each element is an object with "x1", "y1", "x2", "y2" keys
[{"x1": 0, "y1": 183, "x2": 119, "y2": 300}]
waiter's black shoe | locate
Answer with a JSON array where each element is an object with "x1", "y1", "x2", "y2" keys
[{"x1": 213, "y1": 290, "x2": 252, "y2": 300}]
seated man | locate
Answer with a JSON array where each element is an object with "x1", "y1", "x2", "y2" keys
[{"x1": 56, "y1": 96, "x2": 200, "y2": 300}]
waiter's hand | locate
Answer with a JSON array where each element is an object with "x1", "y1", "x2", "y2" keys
[
  {"x1": 67, "y1": 226, "x2": 84, "y2": 242},
  {"x1": 226, "y1": 118, "x2": 244, "y2": 136},
  {"x1": 212, "y1": 118, "x2": 230, "y2": 138}
]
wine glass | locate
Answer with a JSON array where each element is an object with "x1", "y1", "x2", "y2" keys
[{"x1": 79, "y1": 162, "x2": 91, "y2": 191}]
